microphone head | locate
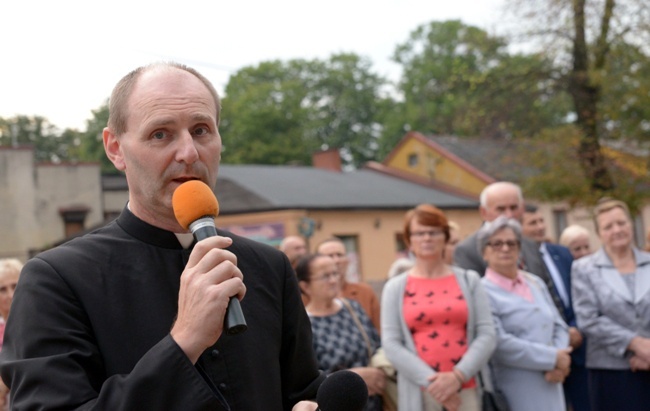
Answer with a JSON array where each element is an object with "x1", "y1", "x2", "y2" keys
[
  {"x1": 172, "y1": 180, "x2": 219, "y2": 230},
  {"x1": 316, "y1": 370, "x2": 368, "y2": 411}
]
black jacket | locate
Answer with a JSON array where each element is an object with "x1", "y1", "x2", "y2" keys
[{"x1": 1, "y1": 207, "x2": 323, "y2": 410}]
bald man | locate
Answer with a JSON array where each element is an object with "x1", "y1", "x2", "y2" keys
[{"x1": 279, "y1": 236, "x2": 307, "y2": 269}]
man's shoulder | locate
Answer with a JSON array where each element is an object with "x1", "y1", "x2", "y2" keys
[
  {"x1": 455, "y1": 232, "x2": 479, "y2": 255},
  {"x1": 546, "y1": 242, "x2": 570, "y2": 253},
  {"x1": 457, "y1": 232, "x2": 478, "y2": 248},
  {"x1": 545, "y1": 242, "x2": 572, "y2": 258},
  {"x1": 343, "y1": 281, "x2": 376, "y2": 296},
  {"x1": 35, "y1": 220, "x2": 123, "y2": 261}
]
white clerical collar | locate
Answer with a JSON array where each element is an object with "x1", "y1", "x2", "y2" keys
[
  {"x1": 175, "y1": 233, "x2": 195, "y2": 249},
  {"x1": 127, "y1": 201, "x2": 195, "y2": 249}
]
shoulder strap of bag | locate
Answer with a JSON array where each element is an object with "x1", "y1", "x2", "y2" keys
[{"x1": 340, "y1": 298, "x2": 373, "y2": 360}]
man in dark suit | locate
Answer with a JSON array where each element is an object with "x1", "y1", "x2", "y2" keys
[
  {"x1": 0, "y1": 62, "x2": 322, "y2": 410},
  {"x1": 453, "y1": 182, "x2": 565, "y2": 314},
  {"x1": 522, "y1": 205, "x2": 591, "y2": 411}
]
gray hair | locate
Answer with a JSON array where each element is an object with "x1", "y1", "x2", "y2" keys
[
  {"x1": 479, "y1": 182, "x2": 523, "y2": 208},
  {"x1": 476, "y1": 215, "x2": 523, "y2": 254}
]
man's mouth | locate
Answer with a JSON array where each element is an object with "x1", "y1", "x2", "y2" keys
[{"x1": 173, "y1": 177, "x2": 201, "y2": 184}]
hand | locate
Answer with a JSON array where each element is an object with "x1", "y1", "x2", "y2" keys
[
  {"x1": 630, "y1": 355, "x2": 650, "y2": 372},
  {"x1": 568, "y1": 327, "x2": 583, "y2": 349},
  {"x1": 170, "y1": 236, "x2": 246, "y2": 363},
  {"x1": 0, "y1": 379, "x2": 8, "y2": 407},
  {"x1": 350, "y1": 367, "x2": 386, "y2": 396},
  {"x1": 555, "y1": 347, "x2": 572, "y2": 374},
  {"x1": 426, "y1": 371, "x2": 463, "y2": 404},
  {"x1": 544, "y1": 368, "x2": 566, "y2": 383},
  {"x1": 292, "y1": 401, "x2": 318, "y2": 411},
  {"x1": 628, "y1": 337, "x2": 650, "y2": 363},
  {"x1": 440, "y1": 392, "x2": 462, "y2": 411}
]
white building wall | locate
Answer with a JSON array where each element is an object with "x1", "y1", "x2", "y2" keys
[
  {"x1": 0, "y1": 148, "x2": 38, "y2": 261},
  {"x1": 35, "y1": 163, "x2": 103, "y2": 245}
]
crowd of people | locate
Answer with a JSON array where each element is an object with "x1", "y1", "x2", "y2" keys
[
  {"x1": 283, "y1": 181, "x2": 650, "y2": 411},
  {"x1": 0, "y1": 60, "x2": 647, "y2": 411}
]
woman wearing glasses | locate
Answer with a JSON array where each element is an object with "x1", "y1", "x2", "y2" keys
[
  {"x1": 296, "y1": 253, "x2": 385, "y2": 411},
  {"x1": 479, "y1": 216, "x2": 570, "y2": 411},
  {"x1": 382, "y1": 204, "x2": 496, "y2": 411}
]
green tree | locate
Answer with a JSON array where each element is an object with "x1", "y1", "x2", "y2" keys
[
  {"x1": 387, "y1": 20, "x2": 570, "y2": 147},
  {"x1": 518, "y1": 125, "x2": 649, "y2": 213},
  {"x1": 220, "y1": 53, "x2": 387, "y2": 168},
  {"x1": 598, "y1": 42, "x2": 650, "y2": 143},
  {"x1": 0, "y1": 115, "x2": 75, "y2": 162},
  {"x1": 72, "y1": 102, "x2": 116, "y2": 174},
  {"x1": 220, "y1": 60, "x2": 311, "y2": 165},
  {"x1": 506, "y1": 0, "x2": 650, "y2": 193}
]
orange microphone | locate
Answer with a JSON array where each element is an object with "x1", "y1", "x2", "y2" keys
[{"x1": 172, "y1": 180, "x2": 247, "y2": 335}]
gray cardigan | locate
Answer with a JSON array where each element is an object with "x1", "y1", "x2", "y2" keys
[
  {"x1": 572, "y1": 247, "x2": 650, "y2": 369},
  {"x1": 381, "y1": 266, "x2": 496, "y2": 411}
]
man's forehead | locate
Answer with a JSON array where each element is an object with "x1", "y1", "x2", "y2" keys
[
  {"x1": 318, "y1": 241, "x2": 345, "y2": 252},
  {"x1": 523, "y1": 211, "x2": 543, "y2": 221},
  {"x1": 487, "y1": 195, "x2": 521, "y2": 208}
]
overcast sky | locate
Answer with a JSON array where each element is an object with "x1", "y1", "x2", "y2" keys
[{"x1": 1, "y1": 0, "x2": 506, "y2": 131}]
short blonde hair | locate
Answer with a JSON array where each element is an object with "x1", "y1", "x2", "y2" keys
[
  {"x1": 0, "y1": 258, "x2": 23, "y2": 278},
  {"x1": 559, "y1": 225, "x2": 591, "y2": 248},
  {"x1": 593, "y1": 197, "x2": 631, "y2": 233}
]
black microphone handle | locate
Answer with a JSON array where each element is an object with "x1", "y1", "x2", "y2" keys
[{"x1": 191, "y1": 218, "x2": 248, "y2": 335}]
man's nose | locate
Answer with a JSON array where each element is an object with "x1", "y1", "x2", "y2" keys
[{"x1": 175, "y1": 131, "x2": 199, "y2": 164}]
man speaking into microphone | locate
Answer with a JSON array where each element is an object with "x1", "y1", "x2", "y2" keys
[{"x1": 0, "y1": 62, "x2": 324, "y2": 410}]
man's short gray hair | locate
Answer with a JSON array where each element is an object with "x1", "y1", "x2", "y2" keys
[
  {"x1": 479, "y1": 182, "x2": 523, "y2": 208},
  {"x1": 476, "y1": 215, "x2": 523, "y2": 254}
]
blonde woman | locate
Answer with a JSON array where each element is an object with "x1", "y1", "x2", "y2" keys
[
  {"x1": 572, "y1": 198, "x2": 650, "y2": 410},
  {"x1": 0, "y1": 258, "x2": 23, "y2": 410}
]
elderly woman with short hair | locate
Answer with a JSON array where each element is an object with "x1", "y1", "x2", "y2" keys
[
  {"x1": 479, "y1": 216, "x2": 570, "y2": 411},
  {"x1": 572, "y1": 198, "x2": 650, "y2": 411},
  {"x1": 0, "y1": 258, "x2": 23, "y2": 410},
  {"x1": 559, "y1": 225, "x2": 592, "y2": 260}
]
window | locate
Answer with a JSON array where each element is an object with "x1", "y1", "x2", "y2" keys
[
  {"x1": 634, "y1": 214, "x2": 645, "y2": 249},
  {"x1": 552, "y1": 209, "x2": 568, "y2": 242},
  {"x1": 337, "y1": 235, "x2": 360, "y2": 282},
  {"x1": 408, "y1": 153, "x2": 418, "y2": 167}
]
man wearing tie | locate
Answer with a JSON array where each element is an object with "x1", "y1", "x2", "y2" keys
[{"x1": 522, "y1": 205, "x2": 590, "y2": 411}]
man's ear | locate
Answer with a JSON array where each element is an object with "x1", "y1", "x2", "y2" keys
[
  {"x1": 103, "y1": 127, "x2": 126, "y2": 171},
  {"x1": 298, "y1": 281, "x2": 310, "y2": 297},
  {"x1": 479, "y1": 206, "x2": 488, "y2": 221}
]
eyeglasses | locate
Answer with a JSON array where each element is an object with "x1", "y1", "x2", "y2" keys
[
  {"x1": 410, "y1": 230, "x2": 445, "y2": 239},
  {"x1": 486, "y1": 240, "x2": 519, "y2": 250},
  {"x1": 311, "y1": 272, "x2": 340, "y2": 282}
]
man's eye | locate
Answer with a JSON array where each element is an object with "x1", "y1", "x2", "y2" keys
[
  {"x1": 193, "y1": 126, "x2": 209, "y2": 136},
  {"x1": 152, "y1": 131, "x2": 166, "y2": 140}
]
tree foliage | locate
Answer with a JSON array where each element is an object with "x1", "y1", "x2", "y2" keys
[
  {"x1": 505, "y1": 0, "x2": 650, "y2": 194},
  {"x1": 220, "y1": 53, "x2": 386, "y2": 168},
  {"x1": 0, "y1": 115, "x2": 74, "y2": 162},
  {"x1": 518, "y1": 125, "x2": 649, "y2": 213},
  {"x1": 73, "y1": 102, "x2": 116, "y2": 174},
  {"x1": 387, "y1": 20, "x2": 570, "y2": 140}
]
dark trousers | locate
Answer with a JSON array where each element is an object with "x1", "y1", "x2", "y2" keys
[
  {"x1": 588, "y1": 368, "x2": 650, "y2": 411},
  {"x1": 564, "y1": 363, "x2": 590, "y2": 411}
]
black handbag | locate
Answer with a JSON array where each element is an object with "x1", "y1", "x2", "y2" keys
[{"x1": 477, "y1": 371, "x2": 511, "y2": 411}]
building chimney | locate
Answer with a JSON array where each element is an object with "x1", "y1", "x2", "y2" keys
[{"x1": 312, "y1": 149, "x2": 342, "y2": 172}]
